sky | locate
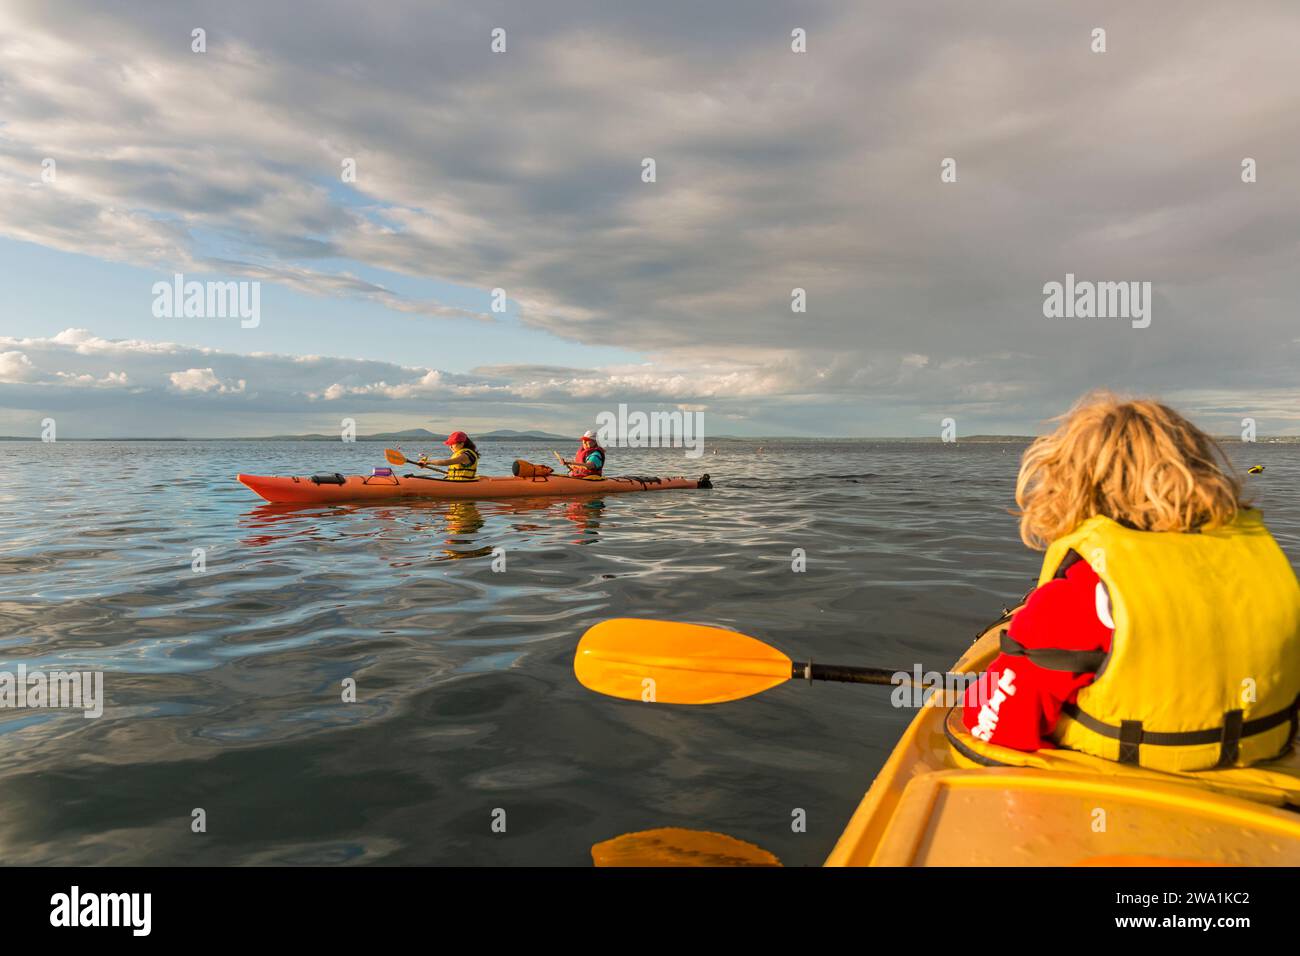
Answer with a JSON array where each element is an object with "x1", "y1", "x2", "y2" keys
[{"x1": 1, "y1": 0, "x2": 1298, "y2": 438}]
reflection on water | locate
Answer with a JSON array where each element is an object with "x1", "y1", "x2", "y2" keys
[
  {"x1": 0, "y1": 440, "x2": 1295, "y2": 865},
  {"x1": 241, "y1": 495, "x2": 608, "y2": 561}
]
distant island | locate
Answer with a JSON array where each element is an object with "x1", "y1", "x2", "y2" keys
[
  {"x1": 0, "y1": 427, "x2": 574, "y2": 442},
  {"x1": 230, "y1": 428, "x2": 576, "y2": 442}
]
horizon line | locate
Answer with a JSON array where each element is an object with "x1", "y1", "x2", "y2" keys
[{"x1": 4, "y1": 434, "x2": 1295, "y2": 443}]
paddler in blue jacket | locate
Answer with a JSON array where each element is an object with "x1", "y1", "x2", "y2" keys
[{"x1": 563, "y1": 430, "x2": 605, "y2": 477}]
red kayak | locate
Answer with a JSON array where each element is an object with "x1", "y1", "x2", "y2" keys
[{"x1": 238, "y1": 472, "x2": 712, "y2": 504}]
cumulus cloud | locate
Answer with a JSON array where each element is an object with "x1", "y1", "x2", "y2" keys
[
  {"x1": 0, "y1": 351, "x2": 39, "y2": 383},
  {"x1": 0, "y1": 343, "x2": 131, "y2": 388},
  {"x1": 168, "y1": 368, "x2": 247, "y2": 394}
]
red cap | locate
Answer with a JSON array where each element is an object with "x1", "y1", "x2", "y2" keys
[{"x1": 444, "y1": 431, "x2": 469, "y2": 446}]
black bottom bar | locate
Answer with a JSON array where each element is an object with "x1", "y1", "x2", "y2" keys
[{"x1": 8, "y1": 866, "x2": 1295, "y2": 939}]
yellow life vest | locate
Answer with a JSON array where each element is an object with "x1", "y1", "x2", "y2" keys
[
  {"x1": 445, "y1": 446, "x2": 479, "y2": 481},
  {"x1": 1029, "y1": 510, "x2": 1300, "y2": 772}
]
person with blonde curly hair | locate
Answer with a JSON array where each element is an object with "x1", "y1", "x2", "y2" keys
[{"x1": 962, "y1": 392, "x2": 1300, "y2": 772}]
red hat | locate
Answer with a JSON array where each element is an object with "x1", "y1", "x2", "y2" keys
[{"x1": 444, "y1": 431, "x2": 469, "y2": 446}]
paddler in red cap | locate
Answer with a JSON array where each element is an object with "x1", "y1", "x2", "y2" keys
[{"x1": 419, "y1": 431, "x2": 480, "y2": 481}]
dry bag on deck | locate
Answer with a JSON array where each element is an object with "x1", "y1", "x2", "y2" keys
[{"x1": 512, "y1": 460, "x2": 554, "y2": 479}]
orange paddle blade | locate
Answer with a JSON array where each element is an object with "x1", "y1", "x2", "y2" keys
[
  {"x1": 384, "y1": 448, "x2": 408, "y2": 465},
  {"x1": 574, "y1": 618, "x2": 792, "y2": 704},
  {"x1": 592, "y1": 827, "x2": 781, "y2": 867}
]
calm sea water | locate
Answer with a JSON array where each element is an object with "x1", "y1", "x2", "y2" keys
[{"x1": 1, "y1": 439, "x2": 1296, "y2": 865}]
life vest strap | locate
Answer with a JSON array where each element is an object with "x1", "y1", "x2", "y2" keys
[
  {"x1": 998, "y1": 630, "x2": 1108, "y2": 674},
  {"x1": 1119, "y1": 720, "x2": 1142, "y2": 764},
  {"x1": 1062, "y1": 698, "x2": 1300, "y2": 765},
  {"x1": 1220, "y1": 710, "x2": 1243, "y2": 767}
]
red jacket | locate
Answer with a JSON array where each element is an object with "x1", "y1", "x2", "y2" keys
[{"x1": 961, "y1": 559, "x2": 1114, "y2": 750}]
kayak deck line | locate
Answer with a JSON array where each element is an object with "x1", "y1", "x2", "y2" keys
[
  {"x1": 237, "y1": 471, "x2": 712, "y2": 504},
  {"x1": 825, "y1": 610, "x2": 1300, "y2": 867}
]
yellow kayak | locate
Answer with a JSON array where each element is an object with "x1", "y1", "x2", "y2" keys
[{"x1": 826, "y1": 611, "x2": 1300, "y2": 866}]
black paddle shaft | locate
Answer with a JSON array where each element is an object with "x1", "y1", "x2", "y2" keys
[
  {"x1": 790, "y1": 661, "x2": 899, "y2": 686},
  {"x1": 790, "y1": 661, "x2": 965, "y2": 688}
]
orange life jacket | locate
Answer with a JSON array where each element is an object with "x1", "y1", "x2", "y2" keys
[{"x1": 573, "y1": 442, "x2": 605, "y2": 476}]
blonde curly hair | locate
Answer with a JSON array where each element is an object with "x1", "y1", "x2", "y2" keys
[{"x1": 1016, "y1": 392, "x2": 1245, "y2": 550}]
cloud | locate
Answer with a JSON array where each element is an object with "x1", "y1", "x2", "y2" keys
[
  {"x1": 0, "y1": 351, "x2": 39, "y2": 383},
  {"x1": 55, "y1": 370, "x2": 130, "y2": 387},
  {"x1": 168, "y1": 368, "x2": 246, "y2": 394},
  {"x1": 1, "y1": 2, "x2": 1299, "y2": 434},
  {"x1": 3, "y1": 325, "x2": 1298, "y2": 438},
  {"x1": 0, "y1": 343, "x2": 131, "y2": 388}
]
